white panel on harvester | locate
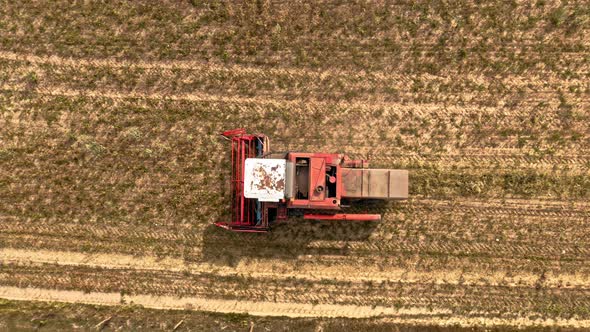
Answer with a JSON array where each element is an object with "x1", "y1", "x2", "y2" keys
[{"x1": 243, "y1": 158, "x2": 286, "y2": 202}]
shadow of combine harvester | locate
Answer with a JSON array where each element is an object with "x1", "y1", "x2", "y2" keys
[{"x1": 201, "y1": 201, "x2": 389, "y2": 266}]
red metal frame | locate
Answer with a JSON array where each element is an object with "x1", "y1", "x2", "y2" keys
[
  {"x1": 286, "y1": 152, "x2": 342, "y2": 210},
  {"x1": 215, "y1": 129, "x2": 269, "y2": 232}
]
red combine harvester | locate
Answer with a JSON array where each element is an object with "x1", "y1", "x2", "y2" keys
[{"x1": 216, "y1": 129, "x2": 409, "y2": 232}]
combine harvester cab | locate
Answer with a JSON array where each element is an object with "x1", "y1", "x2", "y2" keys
[{"x1": 215, "y1": 129, "x2": 408, "y2": 232}]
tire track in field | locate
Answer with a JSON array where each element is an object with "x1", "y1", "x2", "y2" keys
[
  {"x1": 5, "y1": 259, "x2": 587, "y2": 315},
  {"x1": 4, "y1": 253, "x2": 590, "y2": 318},
  {"x1": 391, "y1": 198, "x2": 590, "y2": 218},
  {"x1": 0, "y1": 219, "x2": 205, "y2": 245},
  {"x1": 6, "y1": 225, "x2": 584, "y2": 276},
  {"x1": 1, "y1": 198, "x2": 587, "y2": 254},
  {"x1": 0, "y1": 286, "x2": 451, "y2": 319},
  {"x1": 2, "y1": 284, "x2": 589, "y2": 328},
  {"x1": 1, "y1": 197, "x2": 587, "y2": 253},
  {"x1": 3, "y1": 248, "x2": 590, "y2": 289},
  {"x1": 2, "y1": 261, "x2": 590, "y2": 327},
  {"x1": 1, "y1": 219, "x2": 587, "y2": 266},
  {"x1": 335, "y1": 240, "x2": 590, "y2": 260}
]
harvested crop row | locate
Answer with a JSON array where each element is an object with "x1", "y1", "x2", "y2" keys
[
  {"x1": 2, "y1": 51, "x2": 588, "y2": 88},
  {"x1": 2, "y1": 92, "x2": 587, "y2": 176},
  {"x1": 1, "y1": 1, "x2": 588, "y2": 74},
  {"x1": 2, "y1": 87, "x2": 587, "y2": 155},
  {"x1": 2, "y1": 248, "x2": 589, "y2": 288},
  {"x1": 2, "y1": 263, "x2": 590, "y2": 321},
  {"x1": 2, "y1": 57, "x2": 588, "y2": 109},
  {"x1": 4, "y1": 293, "x2": 590, "y2": 330},
  {"x1": 1, "y1": 195, "x2": 588, "y2": 275}
]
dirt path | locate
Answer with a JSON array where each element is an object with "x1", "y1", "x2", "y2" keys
[
  {"x1": 1, "y1": 285, "x2": 589, "y2": 328},
  {"x1": 0, "y1": 285, "x2": 447, "y2": 319}
]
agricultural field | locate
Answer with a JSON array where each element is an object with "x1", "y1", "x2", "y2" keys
[{"x1": 0, "y1": 0, "x2": 589, "y2": 330}]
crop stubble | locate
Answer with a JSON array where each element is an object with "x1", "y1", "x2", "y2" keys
[{"x1": 0, "y1": 0, "x2": 589, "y2": 328}]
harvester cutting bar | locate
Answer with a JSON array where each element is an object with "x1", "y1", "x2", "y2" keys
[
  {"x1": 303, "y1": 214, "x2": 381, "y2": 221},
  {"x1": 232, "y1": 134, "x2": 253, "y2": 226},
  {"x1": 219, "y1": 129, "x2": 269, "y2": 231}
]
